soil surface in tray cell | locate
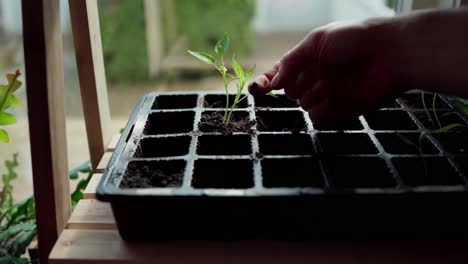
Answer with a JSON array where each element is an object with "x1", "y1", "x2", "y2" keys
[
  {"x1": 432, "y1": 132, "x2": 468, "y2": 154},
  {"x1": 152, "y1": 94, "x2": 198, "y2": 109},
  {"x1": 262, "y1": 158, "x2": 323, "y2": 188},
  {"x1": 197, "y1": 135, "x2": 252, "y2": 155},
  {"x1": 375, "y1": 133, "x2": 439, "y2": 155},
  {"x1": 365, "y1": 110, "x2": 419, "y2": 131},
  {"x1": 199, "y1": 111, "x2": 255, "y2": 134},
  {"x1": 258, "y1": 134, "x2": 314, "y2": 155},
  {"x1": 203, "y1": 94, "x2": 249, "y2": 108},
  {"x1": 120, "y1": 160, "x2": 186, "y2": 188},
  {"x1": 145, "y1": 111, "x2": 195, "y2": 135},
  {"x1": 392, "y1": 157, "x2": 463, "y2": 187},
  {"x1": 325, "y1": 157, "x2": 396, "y2": 189},
  {"x1": 398, "y1": 93, "x2": 450, "y2": 109},
  {"x1": 256, "y1": 110, "x2": 307, "y2": 132},
  {"x1": 317, "y1": 133, "x2": 378, "y2": 154},
  {"x1": 134, "y1": 136, "x2": 191, "y2": 157},
  {"x1": 192, "y1": 159, "x2": 254, "y2": 189},
  {"x1": 254, "y1": 94, "x2": 299, "y2": 108},
  {"x1": 314, "y1": 118, "x2": 363, "y2": 131}
]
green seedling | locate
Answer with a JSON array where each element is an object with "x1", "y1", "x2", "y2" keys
[
  {"x1": 266, "y1": 91, "x2": 279, "y2": 98},
  {"x1": 0, "y1": 70, "x2": 22, "y2": 143},
  {"x1": 188, "y1": 33, "x2": 255, "y2": 126}
]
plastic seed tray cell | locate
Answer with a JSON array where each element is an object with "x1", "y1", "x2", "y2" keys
[{"x1": 98, "y1": 92, "x2": 468, "y2": 240}]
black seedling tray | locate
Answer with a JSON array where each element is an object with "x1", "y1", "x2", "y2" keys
[{"x1": 97, "y1": 91, "x2": 468, "y2": 240}]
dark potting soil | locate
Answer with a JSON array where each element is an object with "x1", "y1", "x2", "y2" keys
[
  {"x1": 120, "y1": 162, "x2": 184, "y2": 188},
  {"x1": 199, "y1": 111, "x2": 255, "y2": 134}
]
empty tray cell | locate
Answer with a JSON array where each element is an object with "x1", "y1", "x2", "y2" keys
[
  {"x1": 375, "y1": 133, "x2": 439, "y2": 154},
  {"x1": 203, "y1": 94, "x2": 248, "y2": 108},
  {"x1": 432, "y1": 133, "x2": 468, "y2": 154},
  {"x1": 455, "y1": 157, "x2": 467, "y2": 175},
  {"x1": 262, "y1": 158, "x2": 323, "y2": 188},
  {"x1": 259, "y1": 134, "x2": 314, "y2": 155},
  {"x1": 365, "y1": 110, "x2": 418, "y2": 131},
  {"x1": 325, "y1": 157, "x2": 395, "y2": 188},
  {"x1": 317, "y1": 133, "x2": 378, "y2": 154},
  {"x1": 257, "y1": 110, "x2": 307, "y2": 132},
  {"x1": 393, "y1": 157, "x2": 463, "y2": 187},
  {"x1": 134, "y1": 136, "x2": 191, "y2": 158},
  {"x1": 152, "y1": 94, "x2": 197, "y2": 109},
  {"x1": 144, "y1": 111, "x2": 194, "y2": 135},
  {"x1": 197, "y1": 135, "x2": 252, "y2": 155},
  {"x1": 199, "y1": 111, "x2": 254, "y2": 133},
  {"x1": 254, "y1": 94, "x2": 299, "y2": 108},
  {"x1": 192, "y1": 159, "x2": 254, "y2": 189},
  {"x1": 314, "y1": 118, "x2": 363, "y2": 131},
  {"x1": 398, "y1": 93, "x2": 449, "y2": 109},
  {"x1": 120, "y1": 160, "x2": 186, "y2": 188},
  {"x1": 413, "y1": 111, "x2": 466, "y2": 130}
]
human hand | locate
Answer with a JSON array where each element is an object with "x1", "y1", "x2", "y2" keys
[{"x1": 249, "y1": 19, "x2": 408, "y2": 127}]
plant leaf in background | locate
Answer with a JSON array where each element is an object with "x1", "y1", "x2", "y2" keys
[
  {"x1": 69, "y1": 160, "x2": 92, "y2": 180},
  {"x1": 0, "y1": 129, "x2": 8, "y2": 142},
  {"x1": 0, "y1": 70, "x2": 22, "y2": 143},
  {"x1": 188, "y1": 51, "x2": 215, "y2": 66},
  {"x1": 0, "y1": 113, "x2": 16, "y2": 126},
  {"x1": 215, "y1": 32, "x2": 230, "y2": 57},
  {"x1": 68, "y1": 161, "x2": 93, "y2": 207}
]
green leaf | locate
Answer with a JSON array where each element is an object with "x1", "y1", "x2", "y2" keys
[
  {"x1": 0, "y1": 129, "x2": 9, "y2": 142},
  {"x1": 266, "y1": 92, "x2": 279, "y2": 98},
  {"x1": 245, "y1": 64, "x2": 256, "y2": 81},
  {"x1": 0, "y1": 112, "x2": 16, "y2": 125},
  {"x1": 8, "y1": 197, "x2": 35, "y2": 226},
  {"x1": 419, "y1": 123, "x2": 468, "y2": 145},
  {"x1": 0, "y1": 93, "x2": 21, "y2": 111},
  {"x1": 188, "y1": 50, "x2": 215, "y2": 65},
  {"x1": 0, "y1": 223, "x2": 35, "y2": 241},
  {"x1": 0, "y1": 72, "x2": 22, "y2": 112},
  {"x1": 215, "y1": 32, "x2": 230, "y2": 57},
  {"x1": 69, "y1": 160, "x2": 91, "y2": 180},
  {"x1": 217, "y1": 65, "x2": 228, "y2": 76},
  {"x1": 231, "y1": 55, "x2": 244, "y2": 79}
]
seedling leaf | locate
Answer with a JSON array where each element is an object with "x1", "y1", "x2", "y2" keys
[
  {"x1": 266, "y1": 91, "x2": 279, "y2": 98},
  {"x1": 419, "y1": 123, "x2": 467, "y2": 145},
  {"x1": 215, "y1": 32, "x2": 230, "y2": 57},
  {"x1": 188, "y1": 50, "x2": 215, "y2": 66},
  {"x1": 232, "y1": 55, "x2": 244, "y2": 78},
  {"x1": 245, "y1": 64, "x2": 256, "y2": 81}
]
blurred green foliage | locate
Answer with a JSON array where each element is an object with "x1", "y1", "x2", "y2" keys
[
  {"x1": 99, "y1": 0, "x2": 255, "y2": 83},
  {"x1": 99, "y1": 0, "x2": 148, "y2": 83}
]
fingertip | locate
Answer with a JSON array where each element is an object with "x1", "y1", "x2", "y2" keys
[{"x1": 248, "y1": 75, "x2": 272, "y2": 95}]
